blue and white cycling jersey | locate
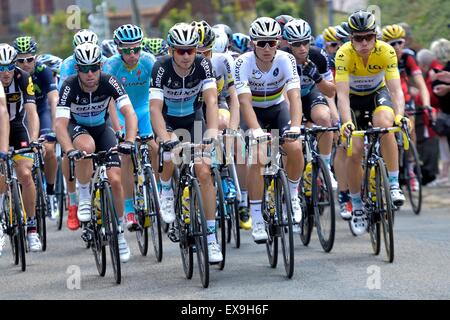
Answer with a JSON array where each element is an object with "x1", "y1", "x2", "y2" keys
[
  {"x1": 59, "y1": 54, "x2": 107, "y2": 90},
  {"x1": 150, "y1": 55, "x2": 216, "y2": 117},
  {"x1": 102, "y1": 52, "x2": 156, "y2": 136}
]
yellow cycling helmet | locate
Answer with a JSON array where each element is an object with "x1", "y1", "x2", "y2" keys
[
  {"x1": 323, "y1": 26, "x2": 338, "y2": 42},
  {"x1": 382, "y1": 24, "x2": 405, "y2": 42}
]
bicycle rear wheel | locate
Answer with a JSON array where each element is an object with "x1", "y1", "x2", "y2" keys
[
  {"x1": 147, "y1": 167, "x2": 163, "y2": 262},
  {"x1": 175, "y1": 181, "x2": 193, "y2": 280},
  {"x1": 35, "y1": 169, "x2": 47, "y2": 251},
  {"x1": 213, "y1": 167, "x2": 226, "y2": 270},
  {"x1": 55, "y1": 156, "x2": 65, "y2": 230},
  {"x1": 191, "y1": 179, "x2": 209, "y2": 288},
  {"x1": 91, "y1": 187, "x2": 106, "y2": 276},
  {"x1": 276, "y1": 172, "x2": 294, "y2": 279},
  {"x1": 312, "y1": 157, "x2": 335, "y2": 253},
  {"x1": 12, "y1": 180, "x2": 26, "y2": 271},
  {"x1": 227, "y1": 201, "x2": 240, "y2": 248},
  {"x1": 375, "y1": 159, "x2": 394, "y2": 263},
  {"x1": 299, "y1": 194, "x2": 314, "y2": 246},
  {"x1": 263, "y1": 178, "x2": 278, "y2": 268},
  {"x1": 103, "y1": 184, "x2": 121, "y2": 284},
  {"x1": 404, "y1": 143, "x2": 422, "y2": 215}
]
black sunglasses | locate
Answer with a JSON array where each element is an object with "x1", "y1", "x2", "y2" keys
[
  {"x1": 77, "y1": 64, "x2": 101, "y2": 73},
  {"x1": 388, "y1": 40, "x2": 405, "y2": 47},
  {"x1": 352, "y1": 33, "x2": 376, "y2": 43},
  {"x1": 255, "y1": 40, "x2": 278, "y2": 48},
  {"x1": 290, "y1": 40, "x2": 310, "y2": 47},
  {"x1": 17, "y1": 56, "x2": 36, "y2": 64}
]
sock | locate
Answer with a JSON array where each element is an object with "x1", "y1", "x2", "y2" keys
[
  {"x1": 320, "y1": 153, "x2": 332, "y2": 168},
  {"x1": 69, "y1": 192, "x2": 78, "y2": 206},
  {"x1": 118, "y1": 216, "x2": 124, "y2": 227},
  {"x1": 0, "y1": 193, "x2": 4, "y2": 211},
  {"x1": 46, "y1": 183, "x2": 54, "y2": 195},
  {"x1": 27, "y1": 216, "x2": 37, "y2": 233},
  {"x1": 207, "y1": 220, "x2": 216, "y2": 243},
  {"x1": 124, "y1": 198, "x2": 135, "y2": 215},
  {"x1": 250, "y1": 200, "x2": 263, "y2": 225},
  {"x1": 160, "y1": 178, "x2": 173, "y2": 197},
  {"x1": 338, "y1": 190, "x2": 350, "y2": 204},
  {"x1": 350, "y1": 192, "x2": 363, "y2": 211},
  {"x1": 240, "y1": 190, "x2": 248, "y2": 208},
  {"x1": 388, "y1": 171, "x2": 399, "y2": 188},
  {"x1": 288, "y1": 178, "x2": 300, "y2": 197},
  {"x1": 78, "y1": 182, "x2": 90, "y2": 201}
]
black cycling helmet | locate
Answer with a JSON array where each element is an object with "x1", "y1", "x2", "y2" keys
[{"x1": 348, "y1": 10, "x2": 377, "y2": 33}]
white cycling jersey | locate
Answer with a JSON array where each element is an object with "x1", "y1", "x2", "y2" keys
[
  {"x1": 212, "y1": 52, "x2": 235, "y2": 98},
  {"x1": 234, "y1": 50, "x2": 300, "y2": 108}
]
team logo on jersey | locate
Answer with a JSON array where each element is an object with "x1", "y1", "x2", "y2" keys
[
  {"x1": 81, "y1": 98, "x2": 89, "y2": 104},
  {"x1": 7, "y1": 93, "x2": 21, "y2": 103},
  {"x1": 121, "y1": 76, "x2": 127, "y2": 83},
  {"x1": 33, "y1": 83, "x2": 42, "y2": 95},
  {"x1": 137, "y1": 69, "x2": 142, "y2": 81},
  {"x1": 26, "y1": 76, "x2": 35, "y2": 95},
  {"x1": 252, "y1": 69, "x2": 262, "y2": 79},
  {"x1": 273, "y1": 68, "x2": 279, "y2": 77}
]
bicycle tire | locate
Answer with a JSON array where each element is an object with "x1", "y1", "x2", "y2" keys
[
  {"x1": 276, "y1": 172, "x2": 294, "y2": 278},
  {"x1": 263, "y1": 178, "x2": 278, "y2": 269},
  {"x1": 147, "y1": 167, "x2": 163, "y2": 262},
  {"x1": 175, "y1": 181, "x2": 193, "y2": 280},
  {"x1": 375, "y1": 159, "x2": 394, "y2": 263},
  {"x1": 56, "y1": 157, "x2": 65, "y2": 230},
  {"x1": 312, "y1": 157, "x2": 336, "y2": 253},
  {"x1": 91, "y1": 187, "x2": 106, "y2": 277},
  {"x1": 12, "y1": 180, "x2": 26, "y2": 271},
  {"x1": 299, "y1": 195, "x2": 314, "y2": 245},
  {"x1": 34, "y1": 168, "x2": 47, "y2": 251},
  {"x1": 228, "y1": 201, "x2": 240, "y2": 248},
  {"x1": 191, "y1": 179, "x2": 209, "y2": 288},
  {"x1": 212, "y1": 167, "x2": 226, "y2": 270},
  {"x1": 405, "y1": 143, "x2": 422, "y2": 215},
  {"x1": 103, "y1": 184, "x2": 121, "y2": 284},
  {"x1": 136, "y1": 190, "x2": 149, "y2": 257},
  {"x1": 3, "y1": 190, "x2": 19, "y2": 265}
]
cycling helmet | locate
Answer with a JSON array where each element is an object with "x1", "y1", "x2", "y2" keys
[
  {"x1": 0, "y1": 43, "x2": 17, "y2": 65},
  {"x1": 348, "y1": 10, "x2": 377, "y2": 33},
  {"x1": 335, "y1": 22, "x2": 350, "y2": 42},
  {"x1": 142, "y1": 38, "x2": 168, "y2": 56},
  {"x1": 73, "y1": 29, "x2": 98, "y2": 47},
  {"x1": 249, "y1": 17, "x2": 281, "y2": 40},
  {"x1": 313, "y1": 34, "x2": 325, "y2": 49},
  {"x1": 167, "y1": 23, "x2": 199, "y2": 48},
  {"x1": 74, "y1": 43, "x2": 102, "y2": 65},
  {"x1": 191, "y1": 20, "x2": 215, "y2": 49},
  {"x1": 101, "y1": 39, "x2": 118, "y2": 58},
  {"x1": 212, "y1": 28, "x2": 229, "y2": 53},
  {"x1": 275, "y1": 14, "x2": 294, "y2": 31},
  {"x1": 13, "y1": 36, "x2": 38, "y2": 54},
  {"x1": 283, "y1": 19, "x2": 312, "y2": 42},
  {"x1": 382, "y1": 24, "x2": 406, "y2": 42},
  {"x1": 323, "y1": 26, "x2": 338, "y2": 42},
  {"x1": 231, "y1": 33, "x2": 250, "y2": 53},
  {"x1": 113, "y1": 24, "x2": 144, "y2": 46},
  {"x1": 37, "y1": 54, "x2": 63, "y2": 73},
  {"x1": 213, "y1": 24, "x2": 233, "y2": 43}
]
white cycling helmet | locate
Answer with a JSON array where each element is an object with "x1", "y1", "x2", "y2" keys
[
  {"x1": 73, "y1": 29, "x2": 98, "y2": 47},
  {"x1": 167, "y1": 23, "x2": 199, "y2": 48},
  {"x1": 74, "y1": 43, "x2": 102, "y2": 65},
  {"x1": 0, "y1": 43, "x2": 17, "y2": 65},
  {"x1": 283, "y1": 19, "x2": 312, "y2": 42},
  {"x1": 212, "y1": 28, "x2": 229, "y2": 53},
  {"x1": 249, "y1": 17, "x2": 281, "y2": 40}
]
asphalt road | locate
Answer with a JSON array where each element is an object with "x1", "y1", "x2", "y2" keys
[{"x1": 1, "y1": 186, "x2": 450, "y2": 300}]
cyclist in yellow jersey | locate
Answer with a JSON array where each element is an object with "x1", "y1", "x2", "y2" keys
[{"x1": 336, "y1": 10, "x2": 409, "y2": 236}]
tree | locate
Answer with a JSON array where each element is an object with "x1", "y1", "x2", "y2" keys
[
  {"x1": 19, "y1": 10, "x2": 89, "y2": 58},
  {"x1": 370, "y1": 0, "x2": 450, "y2": 48},
  {"x1": 158, "y1": 2, "x2": 195, "y2": 37},
  {"x1": 255, "y1": 0, "x2": 303, "y2": 19}
]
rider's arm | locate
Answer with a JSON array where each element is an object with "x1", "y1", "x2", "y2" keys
[
  {"x1": 201, "y1": 57, "x2": 219, "y2": 138},
  {"x1": 108, "y1": 99, "x2": 122, "y2": 132},
  {"x1": 386, "y1": 78, "x2": 405, "y2": 117},
  {"x1": 326, "y1": 95, "x2": 340, "y2": 125},
  {"x1": 47, "y1": 90, "x2": 58, "y2": 132},
  {"x1": 21, "y1": 74, "x2": 39, "y2": 141},
  {"x1": 227, "y1": 85, "x2": 240, "y2": 130},
  {"x1": 149, "y1": 62, "x2": 171, "y2": 142},
  {"x1": 284, "y1": 53, "x2": 302, "y2": 128},
  {"x1": 315, "y1": 48, "x2": 336, "y2": 98},
  {"x1": 0, "y1": 83, "x2": 9, "y2": 153},
  {"x1": 120, "y1": 104, "x2": 137, "y2": 142},
  {"x1": 412, "y1": 73, "x2": 431, "y2": 106},
  {"x1": 55, "y1": 80, "x2": 74, "y2": 153},
  {"x1": 336, "y1": 82, "x2": 352, "y2": 123}
]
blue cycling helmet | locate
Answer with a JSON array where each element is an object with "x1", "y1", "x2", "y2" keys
[
  {"x1": 113, "y1": 24, "x2": 144, "y2": 46},
  {"x1": 313, "y1": 34, "x2": 325, "y2": 49},
  {"x1": 231, "y1": 33, "x2": 251, "y2": 54},
  {"x1": 37, "y1": 54, "x2": 63, "y2": 74}
]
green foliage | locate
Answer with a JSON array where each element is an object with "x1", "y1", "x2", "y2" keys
[
  {"x1": 19, "y1": 10, "x2": 89, "y2": 58},
  {"x1": 369, "y1": 0, "x2": 450, "y2": 48},
  {"x1": 159, "y1": 2, "x2": 195, "y2": 38},
  {"x1": 256, "y1": 0, "x2": 303, "y2": 18}
]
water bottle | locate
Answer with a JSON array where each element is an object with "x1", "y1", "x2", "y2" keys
[
  {"x1": 222, "y1": 177, "x2": 236, "y2": 200},
  {"x1": 182, "y1": 187, "x2": 190, "y2": 224},
  {"x1": 369, "y1": 166, "x2": 376, "y2": 201},
  {"x1": 95, "y1": 189, "x2": 101, "y2": 224},
  {"x1": 303, "y1": 162, "x2": 312, "y2": 197}
]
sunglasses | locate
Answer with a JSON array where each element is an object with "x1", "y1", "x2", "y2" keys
[
  {"x1": 198, "y1": 48, "x2": 212, "y2": 55},
  {"x1": 254, "y1": 40, "x2": 278, "y2": 48},
  {"x1": 16, "y1": 56, "x2": 36, "y2": 64},
  {"x1": 290, "y1": 40, "x2": 310, "y2": 47},
  {"x1": 388, "y1": 39, "x2": 405, "y2": 47},
  {"x1": 326, "y1": 42, "x2": 339, "y2": 47},
  {"x1": 0, "y1": 64, "x2": 15, "y2": 72},
  {"x1": 119, "y1": 46, "x2": 141, "y2": 55},
  {"x1": 352, "y1": 33, "x2": 376, "y2": 43},
  {"x1": 77, "y1": 64, "x2": 101, "y2": 73},
  {"x1": 174, "y1": 47, "x2": 196, "y2": 55}
]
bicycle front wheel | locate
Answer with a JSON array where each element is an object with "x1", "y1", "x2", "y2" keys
[
  {"x1": 91, "y1": 187, "x2": 106, "y2": 277},
  {"x1": 55, "y1": 156, "x2": 66, "y2": 230},
  {"x1": 375, "y1": 159, "x2": 394, "y2": 263},
  {"x1": 103, "y1": 184, "x2": 121, "y2": 284},
  {"x1": 12, "y1": 180, "x2": 26, "y2": 272},
  {"x1": 213, "y1": 167, "x2": 226, "y2": 270},
  {"x1": 35, "y1": 169, "x2": 47, "y2": 251},
  {"x1": 404, "y1": 143, "x2": 422, "y2": 215},
  {"x1": 276, "y1": 172, "x2": 294, "y2": 279},
  {"x1": 312, "y1": 157, "x2": 335, "y2": 253},
  {"x1": 190, "y1": 179, "x2": 209, "y2": 288},
  {"x1": 147, "y1": 167, "x2": 163, "y2": 262},
  {"x1": 263, "y1": 178, "x2": 278, "y2": 268}
]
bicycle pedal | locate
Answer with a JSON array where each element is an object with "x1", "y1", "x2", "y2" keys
[
  {"x1": 168, "y1": 227, "x2": 179, "y2": 243},
  {"x1": 81, "y1": 231, "x2": 92, "y2": 243}
]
